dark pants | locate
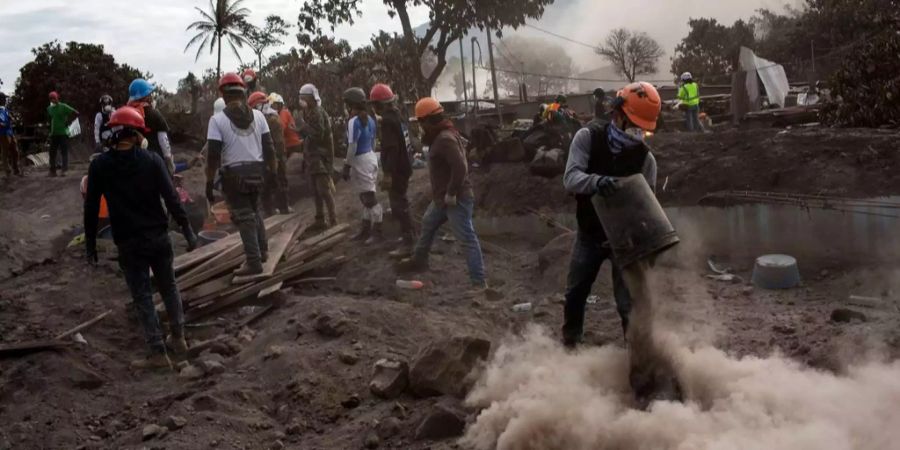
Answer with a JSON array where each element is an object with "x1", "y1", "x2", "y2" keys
[
  {"x1": 49, "y1": 135, "x2": 69, "y2": 173},
  {"x1": 563, "y1": 231, "x2": 632, "y2": 343},
  {"x1": 310, "y1": 173, "x2": 336, "y2": 224},
  {"x1": 224, "y1": 165, "x2": 268, "y2": 266},
  {"x1": 389, "y1": 174, "x2": 413, "y2": 236},
  {"x1": 262, "y1": 150, "x2": 290, "y2": 214},
  {"x1": 118, "y1": 233, "x2": 184, "y2": 354},
  {"x1": 0, "y1": 135, "x2": 19, "y2": 175}
]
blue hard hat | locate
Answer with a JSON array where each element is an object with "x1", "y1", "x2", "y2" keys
[{"x1": 128, "y1": 79, "x2": 154, "y2": 102}]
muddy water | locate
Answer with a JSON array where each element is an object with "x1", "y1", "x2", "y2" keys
[{"x1": 475, "y1": 198, "x2": 900, "y2": 265}]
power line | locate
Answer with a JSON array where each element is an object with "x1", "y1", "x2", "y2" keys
[{"x1": 523, "y1": 23, "x2": 600, "y2": 51}]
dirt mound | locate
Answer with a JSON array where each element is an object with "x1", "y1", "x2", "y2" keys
[{"x1": 469, "y1": 164, "x2": 573, "y2": 217}]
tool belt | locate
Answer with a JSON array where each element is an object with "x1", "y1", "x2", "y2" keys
[{"x1": 221, "y1": 162, "x2": 265, "y2": 194}]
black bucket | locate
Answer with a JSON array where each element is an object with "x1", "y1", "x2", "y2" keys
[{"x1": 591, "y1": 174, "x2": 680, "y2": 267}]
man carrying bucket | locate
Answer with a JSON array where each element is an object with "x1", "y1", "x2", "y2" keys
[{"x1": 561, "y1": 82, "x2": 660, "y2": 348}]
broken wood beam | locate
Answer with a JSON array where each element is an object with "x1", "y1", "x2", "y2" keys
[
  {"x1": 54, "y1": 309, "x2": 113, "y2": 340},
  {"x1": 0, "y1": 340, "x2": 67, "y2": 358},
  {"x1": 232, "y1": 217, "x2": 307, "y2": 285}
]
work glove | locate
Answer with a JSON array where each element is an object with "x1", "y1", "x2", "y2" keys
[
  {"x1": 182, "y1": 224, "x2": 198, "y2": 252},
  {"x1": 342, "y1": 164, "x2": 351, "y2": 182},
  {"x1": 444, "y1": 194, "x2": 458, "y2": 207},
  {"x1": 85, "y1": 243, "x2": 98, "y2": 267},
  {"x1": 205, "y1": 181, "x2": 215, "y2": 204},
  {"x1": 596, "y1": 176, "x2": 620, "y2": 198}
]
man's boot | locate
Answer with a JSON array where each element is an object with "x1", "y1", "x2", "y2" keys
[
  {"x1": 234, "y1": 259, "x2": 264, "y2": 276},
  {"x1": 312, "y1": 216, "x2": 327, "y2": 231},
  {"x1": 364, "y1": 221, "x2": 384, "y2": 245},
  {"x1": 353, "y1": 220, "x2": 371, "y2": 242},
  {"x1": 166, "y1": 334, "x2": 189, "y2": 356},
  {"x1": 130, "y1": 351, "x2": 173, "y2": 371},
  {"x1": 328, "y1": 212, "x2": 339, "y2": 229}
]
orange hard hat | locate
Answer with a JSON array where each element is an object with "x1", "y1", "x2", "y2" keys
[
  {"x1": 248, "y1": 91, "x2": 268, "y2": 108},
  {"x1": 108, "y1": 106, "x2": 148, "y2": 132},
  {"x1": 615, "y1": 82, "x2": 661, "y2": 131},
  {"x1": 415, "y1": 97, "x2": 443, "y2": 119}
]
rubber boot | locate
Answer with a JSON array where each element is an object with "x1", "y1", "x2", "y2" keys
[
  {"x1": 130, "y1": 351, "x2": 173, "y2": 371},
  {"x1": 353, "y1": 220, "x2": 372, "y2": 242},
  {"x1": 235, "y1": 213, "x2": 264, "y2": 276},
  {"x1": 365, "y1": 222, "x2": 384, "y2": 245}
]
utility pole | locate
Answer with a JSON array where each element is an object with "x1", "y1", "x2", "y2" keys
[
  {"x1": 459, "y1": 38, "x2": 469, "y2": 133},
  {"x1": 810, "y1": 40, "x2": 816, "y2": 77},
  {"x1": 485, "y1": 27, "x2": 503, "y2": 125},
  {"x1": 471, "y1": 37, "x2": 480, "y2": 118}
]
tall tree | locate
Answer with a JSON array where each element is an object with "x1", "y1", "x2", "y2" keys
[
  {"x1": 238, "y1": 15, "x2": 291, "y2": 72},
  {"x1": 184, "y1": 0, "x2": 251, "y2": 77},
  {"x1": 493, "y1": 36, "x2": 573, "y2": 98},
  {"x1": 12, "y1": 41, "x2": 145, "y2": 127},
  {"x1": 177, "y1": 72, "x2": 202, "y2": 114},
  {"x1": 671, "y1": 18, "x2": 755, "y2": 84},
  {"x1": 596, "y1": 29, "x2": 664, "y2": 82},
  {"x1": 296, "y1": 0, "x2": 555, "y2": 95}
]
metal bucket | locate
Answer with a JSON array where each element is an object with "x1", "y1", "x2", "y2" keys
[{"x1": 591, "y1": 174, "x2": 680, "y2": 267}]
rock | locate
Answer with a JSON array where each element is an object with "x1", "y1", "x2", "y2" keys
[
  {"x1": 163, "y1": 415, "x2": 187, "y2": 431},
  {"x1": 265, "y1": 345, "x2": 284, "y2": 360},
  {"x1": 199, "y1": 351, "x2": 226, "y2": 366},
  {"x1": 341, "y1": 394, "x2": 361, "y2": 409},
  {"x1": 369, "y1": 359, "x2": 409, "y2": 399},
  {"x1": 408, "y1": 336, "x2": 491, "y2": 398},
  {"x1": 178, "y1": 364, "x2": 206, "y2": 381},
  {"x1": 364, "y1": 433, "x2": 381, "y2": 448},
  {"x1": 414, "y1": 405, "x2": 466, "y2": 441},
  {"x1": 285, "y1": 420, "x2": 304, "y2": 436},
  {"x1": 376, "y1": 417, "x2": 402, "y2": 439},
  {"x1": 831, "y1": 308, "x2": 867, "y2": 323},
  {"x1": 270, "y1": 439, "x2": 285, "y2": 449},
  {"x1": 772, "y1": 324, "x2": 796, "y2": 335},
  {"x1": 142, "y1": 424, "x2": 166, "y2": 441},
  {"x1": 238, "y1": 327, "x2": 256, "y2": 343},
  {"x1": 741, "y1": 286, "x2": 754, "y2": 296},
  {"x1": 208, "y1": 340, "x2": 238, "y2": 357},
  {"x1": 314, "y1": 312, "x2": 351, "y2": 338},
  {"x1": 338, "y1": 350, "x2": 359, "y2": 365},
  {"x1": 200, "y1": 359, "x2": 226, "y2": 375}
]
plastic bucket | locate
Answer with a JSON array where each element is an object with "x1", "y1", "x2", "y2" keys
[
  {"x1": 210, "y1": 201, "x2": 231, "y2": 225},
  {"x1": 198, "y1": 230, "x2": 230, "y2": 247},
  {"x1": 591, "y1": 174, "x2": 680, "y2": 267}
]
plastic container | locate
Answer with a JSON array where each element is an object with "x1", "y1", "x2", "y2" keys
[
  {"x1": 591, "y1": 174, "x2": 680, "y2": 268},
  {"x1": 751, "y1": 254, "x2": 801, "y2": 289},
  {"x1": 211, "y1": 201, "x2": 231, "y2": 225},
  {"x1": 396, "y1": 280, "x2": 425, "y2": 290},
  {"x1": 198, "y1": 230, "x2": 230, "y2": 247}
]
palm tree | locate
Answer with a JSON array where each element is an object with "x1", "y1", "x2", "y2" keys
[{"x1": 184, "y1": 0, "x2": 251, "y2": 77}]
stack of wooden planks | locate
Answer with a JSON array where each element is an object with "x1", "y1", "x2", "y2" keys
[{"x1": 164, "y1": 213, "x2": 349, "y2": 323}]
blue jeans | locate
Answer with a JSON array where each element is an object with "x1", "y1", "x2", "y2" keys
[
  {"x1": 412, "y1": 197, "x2": 486, "y2": 286},
  {"x1": 685, "y1": 105, "x2": 701, "y2": 132},
  {"x1": 118, "y1": 233, "x2": 184, "y2": 353},
  {"x1": 563, "y1": 231, "x2": 632, "y2": 343}
]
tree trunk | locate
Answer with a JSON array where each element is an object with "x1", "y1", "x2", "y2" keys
[{"x1": 216, "y1": 33, "x2": 223, "y2": 77}]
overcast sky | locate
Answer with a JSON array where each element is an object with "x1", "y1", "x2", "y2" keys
[{"x1": 0, "y1": 0, "x2": 792, "y2": 94}]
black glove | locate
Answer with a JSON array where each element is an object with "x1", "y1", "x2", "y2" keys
[
  {"x1": 342, "y1": 164, "x2": 351, "y2": 182},
  {"x1": 182, "y1": 224, "x2": 198, "y2": 252},
  {"x1": 596, "y1": 176, "x2": 620, "y2": 198},
  {"x1": 85, "y1": 243, "x2": 98, "y2": 266},
  {"x1": 205, "y1": 181, "x2": 215, "y2": 204}
]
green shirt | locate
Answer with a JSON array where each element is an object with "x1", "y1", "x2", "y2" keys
[{"x1": 47, "y1": 102, "x2": 77, "y2": 136}]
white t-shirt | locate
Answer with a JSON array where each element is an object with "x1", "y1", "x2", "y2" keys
[{"x1": 207, "y1": 110, "x2": 270, "y2": 167}]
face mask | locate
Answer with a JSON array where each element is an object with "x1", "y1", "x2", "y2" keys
[
  {"x1": 103, "y1": 105, "x2": 114, "y2": 113},
  {"x1": 624, "y1": 127, "x2": 646, "y2": 142},
  {"x1": 299, "y1": 99, "x2": 308, "y2": 109},
  {"x1": 140, "y1": 138, "x2": 149, "y2": 150},
  {"x1": 150, "y1": 99, "x2": 157, "y2": 109}
]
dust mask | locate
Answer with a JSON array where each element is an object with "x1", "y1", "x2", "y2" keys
[
  {"x1": 140, "y1": 138, "x2": 149, "y2": 150},
  {"x1": 103, "y1": 105, "x2": 114, "y2": 113}
]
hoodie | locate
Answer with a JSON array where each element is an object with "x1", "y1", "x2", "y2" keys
[{"x1": 84, "y1": 148, "x2": 188, "y2": 248}]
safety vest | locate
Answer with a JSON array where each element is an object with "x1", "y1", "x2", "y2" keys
[{"x1": 679, "y1": 82, "x2": 700, "y2": 107}]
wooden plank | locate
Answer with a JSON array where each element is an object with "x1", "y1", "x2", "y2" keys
[
  {"x1": 286, "y1": 223, "x2": 350, "y2": 259},
  {"x1": 177, "y1": 214, "x2": 296, "y2": 285},
  {"x1": 232, "y1": 217, "x2": 306, "y2": 285},
  {"x1": 285, "y1": 232, "x2": 348, "y2": 265},
  {"x1": 172, "y1": 230, "x2": 242, "y2": 274},
  {"x1": 185, "y1": 255, "x2": 344, "y2": 323},
  {"x1": 54, "y1": 309, "x2": 112, "y2": 340},
  {"x1": 258, "y1": 282, "x2": 283, "y2": 298},
  {"x1": 0, "y1": 340, "x2": 67, "y2": 358}
]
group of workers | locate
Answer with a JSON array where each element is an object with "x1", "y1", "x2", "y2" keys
[{"x1": 77, "y1": 62, "x2": 489, "y2": 369}]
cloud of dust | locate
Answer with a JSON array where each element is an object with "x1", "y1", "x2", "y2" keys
[{"x1": 463, "y1": 326, "x2": 900, "y2": 450}]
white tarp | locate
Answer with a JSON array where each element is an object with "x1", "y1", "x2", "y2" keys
[
  {"x1": 739, "y1": 46, "x2": 789, "y2": 108},
  {"x1": 67, "y1": 119, "x2": 81, "y2": 138}
]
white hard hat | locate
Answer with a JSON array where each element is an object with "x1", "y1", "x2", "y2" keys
[
  {"x1": 213, "y1": 97, "x2": 226, "y2": 114},
  {"x1": 299, "y1": 83, "x2": 321, "y2": 104},
  {"x1": 681, "y1": 72, "x2": 693, "y2": 81},
  {"x1": 268, "y1": 93, "x2": 285, "y2": 105}
]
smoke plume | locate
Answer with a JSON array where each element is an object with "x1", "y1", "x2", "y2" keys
[{"x1": 463, "y1": 326, "x2": 900, "y2": 450}]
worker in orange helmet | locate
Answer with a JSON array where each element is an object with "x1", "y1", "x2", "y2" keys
[
  {"x1": 396, "y1": 97, "x2": 487, "y2": 290},
  {"x1": 561, "y1": 81, "x2": 660, "y2": 348}
]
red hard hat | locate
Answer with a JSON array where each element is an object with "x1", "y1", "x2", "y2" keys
[
  {"x1": 248, "y1": 91, "x2": 268, "y2": 108},
  {"x1": 49, "y1": 91, "x2": 59, "y2": 101},
  {"x1": 219, "y1": 72, "x2": 246, "y2": 91},
  {"x1": 108, "y1": 106, "x2": 148, "y2": 132},
  {"x1": 242, "y1": 68, "x2": 257, "y2": 84},
  {"x1": 369, "y1": 83, "x2": 395, "y2": 103}
]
